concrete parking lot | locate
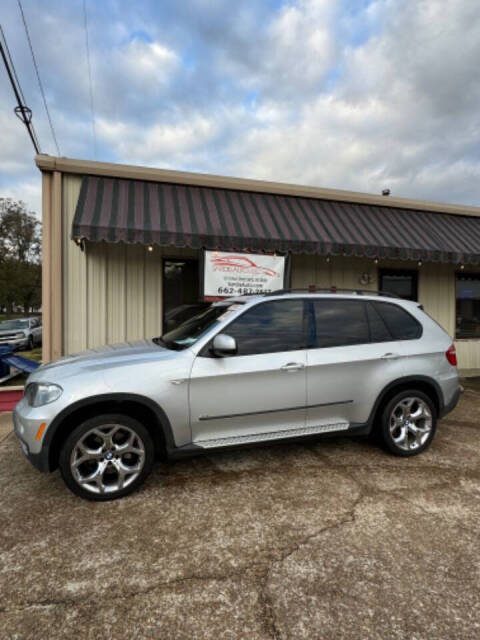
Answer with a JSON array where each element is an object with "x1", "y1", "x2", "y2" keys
[{"x1": 1, "y1": 385, "x2": 479, "y2": 640}]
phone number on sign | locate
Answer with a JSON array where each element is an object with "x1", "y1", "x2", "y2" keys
[{"x1": 217, "y1": 286, "x2": 273, "y2": 296}]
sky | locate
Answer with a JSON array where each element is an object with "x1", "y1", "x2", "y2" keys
[{"x1": 1, "y1": 0, "x2": 480, "y2": 217}]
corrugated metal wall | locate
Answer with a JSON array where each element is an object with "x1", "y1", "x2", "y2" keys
[{"x1": 63, "y1": 174, "x2": 480, "y2": 371}]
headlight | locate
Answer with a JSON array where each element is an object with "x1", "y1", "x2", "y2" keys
[
  {"x1": 16, "y1": 333, "x2": 26, "y2": 339},
  {"x1": 24, "y1": 383, "x2": 63, "y2": 407}
]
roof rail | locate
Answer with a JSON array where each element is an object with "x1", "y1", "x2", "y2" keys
[{"x1": 266, "y1": 287, "x2": 400, "y2": 298}]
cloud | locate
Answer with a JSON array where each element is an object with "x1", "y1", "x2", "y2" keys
[{"x1": 1, "y1": 0, "x2": 479, "y2": 221}]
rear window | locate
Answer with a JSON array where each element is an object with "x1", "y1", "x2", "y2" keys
[
  {"x1": 366, "y1": 303, "x2": 392, "y2": 342},
  {"x1": 371, "y1": 301, "x2": 422, "y2": 341}
]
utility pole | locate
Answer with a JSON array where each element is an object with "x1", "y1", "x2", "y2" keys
[{"x1": 0, "y1": 25, "x2": 40, "y2": 154}]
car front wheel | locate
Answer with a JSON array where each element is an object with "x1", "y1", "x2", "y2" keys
[
  {"x1": 59, "y1": 414, "x2": 155, "y2": 501},
  {"x1": 380, "y1": 390, "x2": 437, "y2": 456}
]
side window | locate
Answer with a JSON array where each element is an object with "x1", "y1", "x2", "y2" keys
[
  {"x1": 372, "y1": 302, "x2": 422, "y2": 340},
  {"x1": 224, "y1": 300, "x2": 306, "y2": 356},
  {"x1": 366, "y1": 302, "x2": 392, "y2": 342},
  {"x1": 312, "y1": 300, "x2": 369, "y2": 348},
  {"x1": 379, "y1": 269, "x2": 418, "y2": 301}
]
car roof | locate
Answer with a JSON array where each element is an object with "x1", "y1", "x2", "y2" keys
[{"x1": 225, "y1": 291, "x2": 414, "y2": 306}]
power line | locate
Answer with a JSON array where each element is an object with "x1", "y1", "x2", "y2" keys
[
  {"x1": 83, "y1": 0, "x2": 97, "y2": 158},
  {"x1": 17, "y1": 0, "x2": 60, "y2": 156},
  {"x1": 1, "y1": 24, "x2": 26, "y2": 104},
  {"x1": 0, "y1": 25, "x2": 41, "y2": 154}
]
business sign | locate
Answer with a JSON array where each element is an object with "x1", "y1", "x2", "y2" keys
[{"x1": 203, "y1": 250, "x2": 286, "y2": 299}]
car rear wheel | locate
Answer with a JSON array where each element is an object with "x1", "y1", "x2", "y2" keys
[
  {"x1": 59, "y1": 414, "x2": 155, "y2": 501},
  {"x1": 380, "y1": 390, "x2": 436, "y2": 456}
]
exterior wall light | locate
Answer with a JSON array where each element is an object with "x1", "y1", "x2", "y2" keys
[
  {"x1": 147, "y1": 245, "x2": 153, "y2": 252},
  {"x1": 74, "y1": 237, "x2": 85, "y2": 252},
  {"x1": 460, "y1": 264, "x2": 465, "y2": 270},
  {"x1": 325, "y1": 256, "x2": 331, "y2": 263},
  {"x1": 418, "y1": 259, "x2": 423, "y2": 267},
  {"x1": 373, "y1": 258, "x2": 379, "y2": 265}
]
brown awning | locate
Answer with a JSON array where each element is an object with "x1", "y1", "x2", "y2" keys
[{"x1": 72, "y1": 175, "x2": 480, "y2": 264}]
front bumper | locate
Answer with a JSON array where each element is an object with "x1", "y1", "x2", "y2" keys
[
  {"x1": 13, "y1": 407, "x2": 51, "y2": 472},
  {"x1": 0, "y1": 338, "x2": 29, "y2": 350}
]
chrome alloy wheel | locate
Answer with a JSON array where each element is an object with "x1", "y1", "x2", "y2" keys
[
  {"x1": 389, "y1": 397, "x2": 432, "y2": 451},
  {"x1": 70, "y1": 424, "x2": 146, "y2": 495}
]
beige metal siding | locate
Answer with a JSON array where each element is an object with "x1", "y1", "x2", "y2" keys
[{"x1": 63, "y1": 175, "x2": 87, "y2": 354}]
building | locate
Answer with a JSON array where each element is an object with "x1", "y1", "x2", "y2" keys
[{"x1": 37, "y1": 154, "x2": 480, "y2": 374}]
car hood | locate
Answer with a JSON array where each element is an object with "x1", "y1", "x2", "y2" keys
[{"x1": 30, "y1": 339, "x2": 176, "y2": 380}]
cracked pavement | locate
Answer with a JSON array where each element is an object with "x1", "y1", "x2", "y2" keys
[{"x1": 1, "y1": 383, "x2": 480, "y2": 639}]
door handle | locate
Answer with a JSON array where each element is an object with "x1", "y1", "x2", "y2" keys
[
  {"x1": 381, "y1": 352, "x2": 401, "y2": 360},
  {"x1": 281, "y1": 362, "x2": 305, "y2": 372}
]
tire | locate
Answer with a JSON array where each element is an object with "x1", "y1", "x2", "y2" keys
[
  {"x1": 27, "y1": 336, "x2": 34, "y2": 350},
  {"x1": 59, "y1": 414, "x2": 155, "y2": 501},
  {"x1": 380, "y1": 390, "x2": 437, "y2": 457}
]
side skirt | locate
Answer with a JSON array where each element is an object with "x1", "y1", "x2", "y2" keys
[
  {"x1": 194, "y1": 422, "x2": 349, "y2": 449},
  {"x1": 167, "y1": 422, "x2": 372, "y2": 459}
]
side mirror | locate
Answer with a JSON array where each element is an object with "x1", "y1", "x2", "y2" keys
[{"x1": 211, "y1": 333, "x2": 237, "y2": 356}]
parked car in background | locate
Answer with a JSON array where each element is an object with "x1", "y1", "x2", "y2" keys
[
  {"x1": 13, "y1": 291, "x2": 460, "y2": 501},
  {"x1": 0, "y1": 317, "x2": 42, "y2": 351}
]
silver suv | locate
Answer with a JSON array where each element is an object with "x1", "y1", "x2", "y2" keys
[{"x1": 13, "y1": 291, "x2": 461, "y2": 501}]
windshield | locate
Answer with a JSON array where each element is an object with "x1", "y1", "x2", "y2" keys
[
  {"x1": 0, "y1": 319, "x2": 29, "y2": 331},
  {"x1": 156, "y1": 302, "x2": 243, "y2": 350}
]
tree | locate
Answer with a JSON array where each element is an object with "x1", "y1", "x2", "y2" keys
[{"x1": 0, "y1": 198, "x2": 42, "y2": 314}]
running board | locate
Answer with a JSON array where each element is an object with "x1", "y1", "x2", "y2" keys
[{"x1": 194, "y1": 422, "x2": 350, "y2": 449}]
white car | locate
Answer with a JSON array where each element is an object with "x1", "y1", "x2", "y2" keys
[{"x1": 0, "y1": 317, "x2": 42, "y2": 351}]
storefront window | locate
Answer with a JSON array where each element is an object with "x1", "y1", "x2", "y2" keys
[
  {"x1": 379, "y1": 269, "x2": 418, "y2": 301},
  {"x1": 456, "y1": 274, "x2": 480, "y2": 339},
  {"x1": 163, "y1": 259, "x2": 208, "y2": 332}
]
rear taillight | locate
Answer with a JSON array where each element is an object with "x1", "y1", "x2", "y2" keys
[{"x1": 446, "y1": 344, "x2": 457, "y2": 366}]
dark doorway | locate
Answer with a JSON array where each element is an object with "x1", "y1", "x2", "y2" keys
[
  {"x1": 379, "y1": 268, "x2": 418, "y2": 301},
  {"x1": 162, "y1": 259, "x2": 208, "y2": 332}
]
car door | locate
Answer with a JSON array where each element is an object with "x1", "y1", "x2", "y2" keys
[
  {"x1": 189, "y1": 299, "x2": 308, "y2": 444},
  {"x1": 305, "y1": 298, "x2": 409, "y2": 430}
]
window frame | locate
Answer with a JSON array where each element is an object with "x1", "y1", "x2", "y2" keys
[
  {"x1": 379, "y1": 268, "x2": 419, "y2": 301},
  {"x1": 202, "y1": 298, "x2": 309, "y2": 357}
]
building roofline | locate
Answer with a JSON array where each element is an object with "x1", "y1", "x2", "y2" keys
[{"x1": 35, "y1": 154, "x2": 480, "y2": 218}]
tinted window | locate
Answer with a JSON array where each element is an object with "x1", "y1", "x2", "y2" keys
[
  {"x1": 456, "y1": 274, "x2": 480, "y2": 339},
  {"x1": 372, "y1": 302, "x2": 422, "y2": 340},
  {"x1": 379, "y1": 269, "x2": 418, "y2": 301},
  {"x1": 366, "y1": 302, "x2": 392, "y2": 342},
  {"x1": 224, "y1": 300, "x2": 305, "y2": 355},
  {"x1": 312, "y1": 300, "x2": 369, "y2": 348},
  {"x1": 163, "y1": 259, "x2": 200, "y2": 331}
]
